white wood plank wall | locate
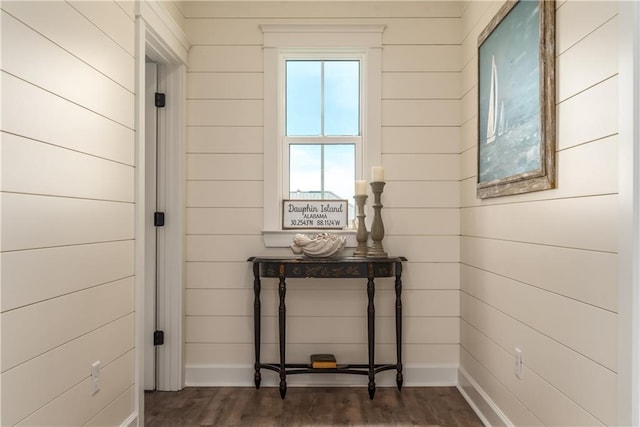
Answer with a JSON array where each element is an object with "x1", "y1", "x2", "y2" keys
[
  {"x1": 0, "y1": 0, "x2": 626, "y2": 422},
  {"x1": 459, "y1": 1, "x2": 619, "y2": 425},
  {"x1": 182, "y1": 1, "x2": 463, "y2": 382},
  {"x1": 1, "y1": 1, "x2": 136, "y2": 425}
]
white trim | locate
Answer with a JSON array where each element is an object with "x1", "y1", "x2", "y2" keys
[
  {"x1": 134, "y1": 3, "x2": 189, "y2": 424},
  {"x1": 154, "y1": 61, "x2": 187, "y2": 392},
  {"x1": 120, "y1": 412, "x2": 137, "y2": 427},
  {"x1": 139, "y1": 1, "x2": 189, "y2": 64},
  {"x1": 133, "y1": 16, "x2": 147, "y2": 427},
  {"x1": 263, "y1": 229, "x2": 358, "y2": 248},
  {"x1": 261, "y1": 24, "x2": 387, "y2": 35},
  {"x1": 143, "y1": 62, "x2": 158, "y2": 391},
  {"x1": 261, "y1": 24, "x2": 385, "y2": 48},
  {"x1": 457, "y1": 367, "x2": 511, "y2": 427},
  {"x1": 261, "y1": 24, "x2": 384, "y2": 247},
  {"x1": 184, "y1": 363, "x2": 458, "y2": 387},
  {"x1": 264, "y1": 45, "x2": 280, "y2": 241},
  {"x1": 618, "y1": 1, "x2": 640, "y2": 425}
]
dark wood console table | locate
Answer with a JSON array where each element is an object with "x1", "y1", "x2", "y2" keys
[{"x1": 248, "y1": 256, "x2": 407, "y2": 399}]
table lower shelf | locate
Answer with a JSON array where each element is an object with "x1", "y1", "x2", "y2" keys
[
  {"x1": 255, "y1": 362, "x2": 403, "y2": 400},
  {"x1": 258, "y1": 362, "x2": 399, "y2": 376}
]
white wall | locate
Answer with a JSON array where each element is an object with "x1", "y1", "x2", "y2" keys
[
  {"x1": 1, "y1": 0, "x2": 631, "y2": 424},
  {"x1": 1, "y1": 1, "x2": 136, "y2": 425},
  {"x1": 181, "y1": 0, "x2": 463, "y2": 385},
  {"x1": 459, "y1": 1, "x2": 620, "y2": 425}
]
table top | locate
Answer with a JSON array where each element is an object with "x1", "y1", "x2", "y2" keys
[
  {"x1": 248, "y1": 256, "x2": 406, "y2": 278},
  {"x1": 248, "y1": 256, "x2": 407, "y2": 263}
]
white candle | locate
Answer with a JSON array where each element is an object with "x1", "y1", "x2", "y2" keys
[
  {"x1": 355, "y1": 180, "x2": 367, "y2": 195},
  {"x1": 371, "y1": 166, "x2": 385, "y2": 182}
]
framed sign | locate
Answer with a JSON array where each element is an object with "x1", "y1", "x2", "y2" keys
[
  {"x1": 477, "y1": 0, "x2": 556, "y2": 199},
  {"x1": 283, "y1": 200, "x2": 348, "y2": 229}
]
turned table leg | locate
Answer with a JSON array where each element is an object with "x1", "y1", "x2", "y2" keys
[
  {"x1": 395, "y1": 261, "x2": 404, "y2": 390},
  {"x1": 253, "y1": 262, "x2": 262, "y2": 389},
  {"x1": 278, "y1": 265, "x2": 287, "y2": 399},
  {"x1": 367, "y1": 264, "x2": 376, "y2": 400}
]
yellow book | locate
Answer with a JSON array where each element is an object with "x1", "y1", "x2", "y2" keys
[{"x1": 311, "y1": 353, "x2": 337, "y2": 369}]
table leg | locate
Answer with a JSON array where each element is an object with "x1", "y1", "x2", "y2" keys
[
  {"x1": 278, "y1": 266, "x2": 287, "y2": 399},
  {"x1": 367, "y1": 268, "x2": 376, "y2": 400},
  {"x1": 253, "y1": 262, "x2": 261, "y2": 389},
  {"x1": 395, "y1": 261, "x2": 404, "y2": 390}
]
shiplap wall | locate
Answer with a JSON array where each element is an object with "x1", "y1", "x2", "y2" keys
[
  {"x1": 1, "y1": 1, "x2": 136, "y2": 425},
  {"x1": 460, "y1": 1, "x2": 619, "y2": 425},
  {"x1": 181, "y1": 1, "x2": 463, "y2": 384}
]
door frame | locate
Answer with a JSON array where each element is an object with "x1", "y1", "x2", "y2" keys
[
  {"x1": 134, "y1": 3, "x2": 188, "y2": 423},
  {"x1": 619, "y1": 1, "x2": 640, "y2": 425},
  {"x1": 142, "y1": 53, "x2": 185, "y2": 393},
  {"x1": 143, "y1": 60, "x2": 158, "y2": 391}
]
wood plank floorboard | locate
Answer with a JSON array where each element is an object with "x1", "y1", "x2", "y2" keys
[{"x1": 144, "y1": 387, "x2": 484, "y2": 427}]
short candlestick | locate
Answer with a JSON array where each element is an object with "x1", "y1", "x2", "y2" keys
[{"x1": 353, "y1": 194, "x2": 368, "y2": 257}]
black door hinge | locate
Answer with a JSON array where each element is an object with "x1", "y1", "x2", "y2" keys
[
  {"x1": 154, "y1": 330, "x2": 165, "y2": 346},
  {"x1": 154, "y1": 212, "x2": 165, "y2": 227},
  {"x1": 155, "y1": 92, "x2": 166, "y2": 108}
]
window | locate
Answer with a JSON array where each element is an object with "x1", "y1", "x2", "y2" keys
[
  {"x1": 285, "y1": 59, "x2": 361, "y2": 221},
  {"x1": 261, "y1": 24, "x2": 385, "y2": 246}
]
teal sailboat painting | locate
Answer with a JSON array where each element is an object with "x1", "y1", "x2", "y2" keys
[{"x1": 477, "y1": 0, "x2": 555, "y2": 198}]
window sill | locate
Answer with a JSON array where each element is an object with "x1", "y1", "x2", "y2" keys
[{"x1": 263, "y1": 229, "x2": 358, "y2": 248}]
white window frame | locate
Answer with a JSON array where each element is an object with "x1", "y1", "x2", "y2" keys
[
  {"x1": 261, "y1": 24, "x2": 385, "y2": 247},
  {"x1": 283, "y1": 54, "x2": 364, "y2": 206}
]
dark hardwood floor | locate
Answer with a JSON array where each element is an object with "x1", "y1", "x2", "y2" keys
[{"x1": 145, "y1": 387, "x2": 484, "y2": 426}]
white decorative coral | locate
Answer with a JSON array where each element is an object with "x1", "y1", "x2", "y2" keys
[{"x1": 290, "y1": 233, "x2": 346, "y2": 258}]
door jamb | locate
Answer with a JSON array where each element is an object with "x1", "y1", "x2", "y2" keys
[{"x1": 618, "y1": 1, "x2": 640, "y2": 425}]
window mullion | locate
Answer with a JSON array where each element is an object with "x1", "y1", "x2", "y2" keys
[
  {"x1": 320, "y1": 144, "x2": 325, "y2": 198},
  {"x1": 285, "y1": 137, "x2": 361, "y2": 144},
  {"x1": 320, "y1": 60, "x2": 325, "y2": 137},
  {"x1": 320, "y1": 61, "x2": 325, "y2": 199}
]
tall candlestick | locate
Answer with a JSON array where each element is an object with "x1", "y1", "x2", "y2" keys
[
  {"x1": 353, "y1": 194, "x2": 368, "y2": 256},
  {"x1": 355, "y1": 180, "x2": 367, "y2": 196},
  {"x1": 368, "y1": 181, "x2": 387, "y2": 258},
  {"x1": 372, "y1": 166, "x2": 385, "y2": 182}
]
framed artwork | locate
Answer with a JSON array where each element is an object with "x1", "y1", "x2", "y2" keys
[{"x1": 477, "y1": 0, "x2": 556, "y2": 199}]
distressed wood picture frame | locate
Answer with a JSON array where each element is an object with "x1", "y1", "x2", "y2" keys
[{"x1": 477, "y1": 0, "x2": 556, "y2": 199}]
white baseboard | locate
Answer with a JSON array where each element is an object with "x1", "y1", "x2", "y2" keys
[
  {"x1": 185, "y1": 363, "x2": 458, "y2": 387},
  {"x1": 457, "y1": 367, "x2": 512, "y2": 427},
  {"x1": 120, "y1": 412, "x2": 137, "y2": 427}
]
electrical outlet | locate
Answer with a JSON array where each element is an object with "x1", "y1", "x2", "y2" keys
[
  {"x1": 514, "y1": 348, "x2": 523, "y2": 379},
  {"x1": 91, "y1": 361, "x2": 101, "y2": 395}
]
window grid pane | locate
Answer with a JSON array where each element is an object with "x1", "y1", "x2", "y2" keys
[
  {"x1": 286, "y1": 61, "x2": 321, "y2": 136},
  {"x1": 285, "y1": 60, "x2": 360, "y2": 137},
  {"x1": 289, "y1": 143, "x2": 356, "y2": 221},
  {"x1": 324, "y1": 61, "x2": 360, "y2": 136}
]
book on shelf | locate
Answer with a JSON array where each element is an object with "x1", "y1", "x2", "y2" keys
[{"x1": 310, "y1": 354, "x2": 337, "y2": 369}]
